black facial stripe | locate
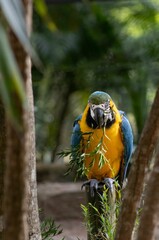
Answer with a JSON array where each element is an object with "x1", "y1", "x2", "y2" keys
[
  {"x1": 86, "y1": 109, "x2": 98, "y2": 129},
  {"x1": 106, "y1": 118, "x2": 115, "y2": 128}
]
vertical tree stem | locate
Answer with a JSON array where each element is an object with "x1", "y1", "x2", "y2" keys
[
  {"x1": 85, "y1": 184, "x2": 116, "y2": 240},
  {"x1": 136, "y1": 143, "x2": 159, "y2": 239},
  {"x1": 115, "y1": 87, "x2": 159, "y2": 240}
]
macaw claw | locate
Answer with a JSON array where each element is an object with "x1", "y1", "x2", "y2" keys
[
  {"x1": 81, "y1": 178, "x2": 115, "y2": 197},
  {"x1": 81, "y1": 179, "x2": 100, "y2": 197},
  {"x1": 102, "y1": 178, "x2": 115, "y2": 195}
]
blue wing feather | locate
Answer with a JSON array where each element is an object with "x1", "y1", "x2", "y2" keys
[
  {"x1": 119, "y1": 111, "x2": 133, "y2": 179},
  {"x1": 71, "y1": 114, "x2": 82, "y2": 148}
]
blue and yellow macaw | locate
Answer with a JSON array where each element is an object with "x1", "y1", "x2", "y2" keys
[{"x1": 71, "y1": 91, "x2": 133, "y2": 192}]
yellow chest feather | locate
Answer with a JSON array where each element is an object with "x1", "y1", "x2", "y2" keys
[{"x1": 79, "y1": 106, "x2": 124, "y2": 180}]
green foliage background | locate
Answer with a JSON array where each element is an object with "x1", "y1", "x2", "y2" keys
[{"x1": 32, "y1": 1, "x2": 159, "y2": 162}]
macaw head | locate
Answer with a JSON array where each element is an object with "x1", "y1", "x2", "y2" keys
[{"x1": 87, "y1": 91, "x2": 116, "y2": 129}]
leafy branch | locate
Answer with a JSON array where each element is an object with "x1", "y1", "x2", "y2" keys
[
  {"x1": 41, "y1": 218, "x2": 64, "y2": 240},
  {"x1": 59, "y1": 128, "x2": 114, "y2": 180}
]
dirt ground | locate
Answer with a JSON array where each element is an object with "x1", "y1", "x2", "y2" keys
[{"x1": 38, "y1": 182, "x2": 87, "y2": 240}]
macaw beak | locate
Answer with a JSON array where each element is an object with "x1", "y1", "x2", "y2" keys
[{"x1": 94, "y1": 108, "x2": 105, "y2": 128}]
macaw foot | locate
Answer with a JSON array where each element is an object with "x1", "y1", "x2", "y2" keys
[
  {"x1": 81, "y1": 179, "x2": 100, "y2": 197},
  {"x1": 102, "y1": 178, "x2": 115, "y2": 195},
  {"x1": 82, "y1": 178, "x2": 115, "y2": 197}
]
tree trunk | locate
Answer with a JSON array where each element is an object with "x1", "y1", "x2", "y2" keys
[
  {"x1": 115, "y1": 87, "x2": 159, "y2": 240},
  {"x1": 4, "y1": 115, "x2": 28, "y2": 240},
  {"x1": 85, "y1": 184, "x2": 116, "y2": 240},
  {"x1": 136, "y1": 143, "x2": 159, "y2": 240},
  {"x1": 24, "y1": 1, "x2": 42, "y2": 239},
  {"x1": 26, "y1": 57, "x2": 42, "y2": 240},
  {"x1": 4, "y1": 0, "x2": 41, "y2": 239},
  {"x1": 4, "y1": 31, "x2": 29, "y2": 240},
  {"x1": 0, "y1": 101, "x2": 6, "y2": 240},
  {"x1": 4, "y1": 25, "x2": 29, "y2": 240}
]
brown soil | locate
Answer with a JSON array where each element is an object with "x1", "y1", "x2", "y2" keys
[{"x1": 38, "y1": 182, "x2": 87, "y2": 240}]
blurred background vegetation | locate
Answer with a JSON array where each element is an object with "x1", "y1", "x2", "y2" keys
[{"x1": 32, "y1": 0, "x2": 159, "y2": 163}]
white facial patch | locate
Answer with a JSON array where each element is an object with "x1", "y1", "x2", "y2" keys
[{"x1": 89, "y1": 101, "x2": 112, "y2": 122}]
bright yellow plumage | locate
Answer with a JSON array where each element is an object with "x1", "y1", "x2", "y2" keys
[{"x1": 79, "y1": 100, "x2": 124, "y2": 180}]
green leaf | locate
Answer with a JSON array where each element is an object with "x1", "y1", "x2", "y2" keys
[
  {"x1": 0, "y1": 23, "x2": 26, "y2": 129},
  {"x1": 34, "y1": 0, "x2": 57, "y2": 31},
  {"x1": 0, "y1": 0, "x2": 41, "y2": 66},
  {"x1": 41, "y1": 218, "x2": 63, "y2": 239}
]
